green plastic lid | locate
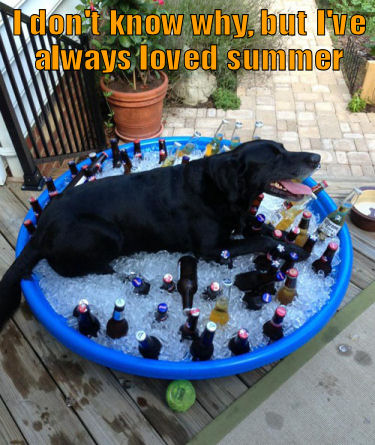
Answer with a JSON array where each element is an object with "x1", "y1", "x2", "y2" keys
[{"x1": 166, "y1": 380, "x2": 196, "y2": 412}]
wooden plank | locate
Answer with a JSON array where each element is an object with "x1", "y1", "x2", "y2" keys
[
  {"x1": 351, "y1": 250, "x2": 375, "y2": 290},
  {"x1": 112, "y1": 371, "x2": 212, "y2": 445},
  {"x1": 0, "y1": 234, "x2": 165, "y2": 445},
  {"x1": 193, "y1": 377, "x2": 248, "y2": 417},
  {"x1": 338, "y1": 281, "x2": 362, "y2": 310},
  {"x1": 0, "y1": 395, "x2": 26, "y2": 445},
  {"x1": 7, "y1": 182, "x2": 39, "y2": 208},
  {"x1": 0, "y1": 186, "x2": 27, "y2": 246}
]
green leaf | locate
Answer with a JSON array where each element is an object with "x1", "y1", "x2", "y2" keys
[
  {"x1": 119, "y1": 36, "x2": 132, "y2": 48},
  {"x1": 103, "y1": 91, "x2": 113, "y2": 97},
  {"x1": 91, "y1": 39, "x2": 102, "y2": 49}
]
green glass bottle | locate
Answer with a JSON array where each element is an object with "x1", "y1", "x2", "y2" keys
[{"x1": 318, "y1": 188, "x2": 362, "y2": 240}]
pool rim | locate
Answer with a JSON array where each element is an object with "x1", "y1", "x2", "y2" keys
[{"x1": 16, "y1": 137, "x2": 353, "y2": 379}]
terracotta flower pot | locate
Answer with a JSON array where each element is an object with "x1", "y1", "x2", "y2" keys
[{"x1": 100, "y1": 72, "x2": 168, "y2": 141}]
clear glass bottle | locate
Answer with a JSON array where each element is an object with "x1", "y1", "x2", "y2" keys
[
  {"x1": 229, "y1": 121, "x2": 243, "y2": 150},
  {"x1": 204, "y1": 119, "x2": 228, "y2": 157},
  {"x1": 252, "y1": 121, "x2": 263, "y2": 140},
  {"x1": 179, "y1": 131, "x2": 201, "y2": 157}
]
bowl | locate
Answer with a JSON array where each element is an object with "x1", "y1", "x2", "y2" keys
[{"x1": 350, "y1": 187, "x2": 375, "y2": 232}]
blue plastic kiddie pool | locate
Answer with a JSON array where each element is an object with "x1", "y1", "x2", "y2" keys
[{"x1": 15, "y1": 137, "x2": 353, "y2": 379}]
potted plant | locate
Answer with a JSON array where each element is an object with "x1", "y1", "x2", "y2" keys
[{"x1": 77, "y1": 0, "x2": 168, "y2": 141}]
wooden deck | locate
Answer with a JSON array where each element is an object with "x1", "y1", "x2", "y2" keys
[{"x1": 0, "y1": 177, "x2": 374, "y2": 445}]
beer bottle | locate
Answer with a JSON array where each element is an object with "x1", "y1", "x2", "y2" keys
[
  {"x1": 209, "y1": 296, "x2": 229, "y2": 325},
  {"x1": 281, "y1": 251, "x2": 299, "y2": 274},
  {"x1": 66, "y1": 153, "x2": 108, "y2": 190},
  {"x1": 44, "y1": 177, "x2": 56, "y2": 193},
  {"x1": 276, "y1": 268, "x2": 298, "y2": 305},
  {"x1": 76, "y1": 303, "x2": 100, "y2": 337},
  {"x1": 110, "y1": 138, "x2": 122, "y2": 168},
  {"x1": 68, "y1": 161, "x2": 79, "y2": 177},
  {"x1": 303, "y1": 234, "x2": 318, "y2": 257},
  {"x1": 131, "y1": 276, "x2": 151, "y2": 295},
  {"x1": 275, "y1": 180, "x2": 328, "y2": 230},
  {"x1": 29, "y1": 197, "x2": 42, "y2": 221},
  {"x1": 202, "y1": 281, "x2": 222, "y2": 301},
  {"x1": 136, "y1": 331, "x2": 162, "y2": 359},
  {"x1": 120, "y1": 149, "x2": 132, "y2": 174},
  {"x1": 318, "y1": 188, "x2": 362, "y2": 240},
  {"x1": 252, "y1": 120, "x2": 263, "y2": 140},
  {"x1": 254, "y1": 229, "x2": 283, "y2": 272},
  {"x1": 48, "y1": 190, "x2": 59, "y2": 202},
  {"x1": 204, "y1": 119, "x2": 228, "y2": 157},
  {"x1": 235, "y1": 261, "x2": 284, "y2": 292},
  {"x1": 179, "y1": 131, "x2": 201, "y2": 156},
  {"x1": 92, "y1": 162, "x2": 102, "y2": 174},
  {"x1": 249, "y1": 193, "x2": 264, "y2": 216},
  {"x1": 133, "y1": 139, "x2": 143, "y2": 161},
  {"x1": 160, "y1": 273, "x2": 176, "y2": 293},
  {"x1": 82, "y1": 165, "x2": 93, "y2": 180},
  {"x1": 243, "y1": 214, "x2": 266, "y2": 238},
  {"x1": 295, "y1": 211, "x2": 312, "y2": 247},
  {"x1": 158, "y1": 139, "x2": 167, "y2": 164},
  {"x1": 23, "y1": 219, "x2": 36, "y2": 236},
  {"x1": 177, "y1": 256, "x2": 198, "y2": 313},
  {"x1": 73, "y1": 298, "x2": 89, "y2": 317},
  {"x1": 229, "y1": 121, "x2": 243, "y2": 150},
  {"x1": 219, "y1": 250, "x2": 233, "y2": 269},
  {"x1": 180, "y1": 308, "x2": 200, "y2": 341},
  {"x1": 244, "y1": 292, "x2": 272, "y2": 311},
  {"x1": 181, "y1": 155, "x2": 190, "y2": 165},
  {"x1": 106, "y1": 298, "x2": 129, "y2": 339},
  {"x1": 312, "y1": 242, "x2": 339, "y2": 277},
  {"x1": 190, "y1": 322, "x2": 217, "y2": 361},
  {"x1": 155, "y1": 302, "x2": 168, "y2": 322},
  {"x1": 285, "y1": 227, "x2": 300, "y2": 244},
  {"x1": 162, "y1": 142, "x2": 181, "y2": 167},
  {"x1": 228, "y1": 328, "x2": 250, "y2": 355},
  {"x1": 263, "y1": 306, "x2": 286, "y2": 342},
  {"x1": 88, "y1": 152, "x2": 97, "y2": 163}
]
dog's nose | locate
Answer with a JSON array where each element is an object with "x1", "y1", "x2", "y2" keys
[{"x1": 307, "y1": 153, "x2": 321, "y2": 170}]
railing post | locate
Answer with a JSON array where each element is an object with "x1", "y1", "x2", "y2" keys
[
  {"x1": 0, "y1": 72, "x2": 44, "y2": 190},
  {"x1": 79, "y1": 34, "x2": 107, "y2": 150}
]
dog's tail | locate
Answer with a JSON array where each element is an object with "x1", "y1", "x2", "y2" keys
[{"x1": 0, "y1": 239, "x2": 41, "y2": 329}]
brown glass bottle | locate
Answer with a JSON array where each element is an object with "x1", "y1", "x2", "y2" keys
[
  {"x1": 136, "y1": 331, "x2": 162, "y2": 359},
  {"x1": 190, "y1": 322, "x2": 216, "y2": 361},
  {"x1": 77, "y1": 303, "x2": 100, "y2": 337},
  {"x1": 280, "y1": 251, "x2": 299, "y2": 274},
  {"x1": 249, "y1": 193, "x2": 264, "y2": 216},
  {"x1": 23, "y1": 219, "x2": 36, "y2": 235},
  {"x1": 303, "y1": 234, "x2": 318, "y2": 257},
  {"x1": 228, "y1": 328, "x2": 251, "y2": 355},
  {"x1": 180, "y1": 308, "x2": 200, "y2": 341},
  {"x1": 29, "y1": 197, "x2": 42, "y2": 221},
  {"x1": 177, "y1": 256, "x2": 198, "y2": 312},
  {"x1": 134, "y1": 139, "x2": 143, "y2": 161},
  {"x1": 68, "y1": 161, "x2": 79, "y2": 177},
  {"x1": 160, "y1": 273, "x2": 176, "y2": 293},
  {"x1": 106, "y1": 298, "x2": 128, "y2": 339},
  {"x1": 159, "y1": 139, "x2": 167, "y2": 164},
  {"x1": 120, "y1": 149, "x2": 132, "y2": 174},
  {"x1": 110, "y1": 138, "x2": 122, "y2": 168},
  {"x1": 263, "y1": 306, "x2": 286, "y2": 342},
  {"x1": 312, "y1": 242, "x2": 339, "y2": 277},
  {"x1": 295, "y1": 211, "x2": 312, "y2": 247},
  {"x1": 276, "y1": 268, "x2": 298, "y2": 305},
  {"x1": 286, "y1": 227, "x2": 300, "y2": 244}
]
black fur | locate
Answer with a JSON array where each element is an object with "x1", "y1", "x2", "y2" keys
[{"x1": 0, "y1": 140, "x2": 320, "y2": 328}]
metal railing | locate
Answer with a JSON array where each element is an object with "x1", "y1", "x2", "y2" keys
[
  {"x1": 343, "y1": 36, "x2": 367, "y2": 95},
  {"x1": 0, "y1": 2, "x2": 106, "y2": 189}
]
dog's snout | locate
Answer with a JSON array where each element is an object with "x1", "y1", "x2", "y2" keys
[{"x1": 307, "y1": 153, "x2": 321, "y2": 169}]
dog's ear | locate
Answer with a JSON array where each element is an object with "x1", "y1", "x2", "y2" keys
[{"x1": 209, "y1": 156, "x2": 246, "y2": 203}]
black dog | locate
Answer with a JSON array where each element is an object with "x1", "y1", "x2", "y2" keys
[{"x1": 0, "y1": 140, "x2": 320, "y2": 328}]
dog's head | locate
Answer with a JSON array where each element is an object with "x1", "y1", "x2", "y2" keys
[{"x1": 209, "y1": 140, "x2": 321, "y2": 206}]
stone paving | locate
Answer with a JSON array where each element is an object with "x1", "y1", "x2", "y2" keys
[{"x1": 161, "y1": 0, "x2": 375, "y2": 179}]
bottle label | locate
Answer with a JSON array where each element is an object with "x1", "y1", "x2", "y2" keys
[
  {"x1": 319, "y1": 217, "x2": 341, "y2": 237},
  {"x1": 113, "y1": 310, "x2": 123, "y2": 321},
  {"x1": 273, "y1": 212, "x2": 283, "y2": 226}
]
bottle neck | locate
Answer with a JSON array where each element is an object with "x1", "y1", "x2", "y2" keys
[
  {"x1": 285, "y1": 276, "x2": 297, "y2": 289},
  {"x1": 201, "y1": 328, "x2": 215, "y2": 346},
  {"x1": 113, "y1": 308, "x2": 124, "y2": 321},
  {"x1": 271, "y1": 314, "x2": 284, "y2": 327},
  {"x1": 298, "y1": 217, "x2": 310, "y2": 230},
  {"x1": 186, "y1": 314, "x2": 199, "y2": 331}
]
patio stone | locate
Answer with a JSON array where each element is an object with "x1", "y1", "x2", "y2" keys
[
  {"x1": 347, "y1": 152, "x2": 372, "y2": 165},
  {"x1": 336, "y1": 151, "x2": 348, "y2": 164},
  {"x1": 333, "y1": 139, "x2": 356, "y2": 152},
  {"x1": 299, "y1": 126, "x2": 320, "y2": 139},
  {"x1": 350, "y1": 165, "x2": 363, "y2": 176}
]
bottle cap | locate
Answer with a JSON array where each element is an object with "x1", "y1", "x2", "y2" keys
[
  {"x1": 303, "y1": 211, "x2": 312, "y2": 219},
  {"x1": 271, "y1": 260, "x2": 281, "y2": 269},
  {"x1": 174, "y1": 142, "x2": 182, "y2": 148},
  {"x1": 166, "y1": 380, "x2": 196, "y2": 412},
  {"x1": 49, "y1": 191, "x2": 59, "y2": 198},
  {"x1": 275, "y1": 306, "x2": 287, "y2": 318},
  {"x1": 328, "y1": 242, "x2": 339, "y2": 251},
  {"x1": 78, "y1": 298, "x2": 89, "y2": 306},
  {"x1": 115, "y1": 298, "x2": 125, "y2": 309},
  {"x1": 210, "y1": 282, "x2": 220, "y2": 292},
  {"x1": 289, "y1": 252, "x2": 299, "y2": 261},
  {"x1": 287, "y1": 268, "x2": 298, "y2": 278},
  {"x1": 24, "y1": 219, "x2": 33, "y2": 226},
  {"x1": 222, "y1": 278, "x2": 233, "y2": 287},
  {"x1": 206, "y1": 321, "x2": 217, "y2": 332},
  {"x1": 159, "y1": 138, "x2": 165, "y2": 143},
  {"x1": 262, "y1": 293, "x2": 272, "y2": 304},
  {"x1": 163, "y1": 273, "x2": 173, "y2": 283},
  {"x1": 134, "y1": 139, "x2": 140, "y2": 144},
  {"x1": 190, "y1": 308, "x2": 200, "y2": 317},
  {"x1": 256, "y1": 214, "x2": 266, "y2": 223},
  {"x1": 136, "y1": 330, "x2": 146, "y2": 342},
  {"x1": 273, "y1": 229, "x2": 283, "y2": 239},
  {"x1": 276, "y1": 271, "x2": 286, "y2": 281},
  {"x1": 258, "y1": 193, "x2": 264, "y2": 200},
  {"x1": 182, "y1": 155, "x2": 190, "y2": 162},
  {"x1": 322, "y1": 180, "x2": 328, "y2": 188},
  {"x1": 238, "y1": 328, "x2": 249, "y2": 340},
  {"x1": 158, "y1": 302, "x2": 168, "y2": 314},
  {"x1": 89, "y1": 152, "x2": 97, "y2": 159},
  {"x1": 194, "y1": 131, "x2": 202, "y2": 137},
  {"x1": 292, "y1": 227, "x2": 300, "y2": 235},
  {"x1": 220, "y1": 250, "x2": 230, "y2": 259},
  {"x1": 132, "y1": 277, "x2": 143, "y2": 288},
  {"x1": 78, "y1": 303, "x2": 88, "y2": 314}
]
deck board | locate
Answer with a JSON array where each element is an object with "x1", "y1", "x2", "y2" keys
[{"x1": 1, "y1": 178, "x2": 374, "y2": 444}]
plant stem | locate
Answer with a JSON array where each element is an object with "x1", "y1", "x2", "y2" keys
[{"x1": 133, "y1": 70, "x2": 137, "y2": 91}]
